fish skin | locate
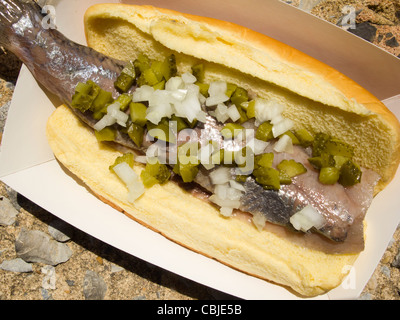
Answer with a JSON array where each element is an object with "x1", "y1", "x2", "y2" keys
[
  {"x1": 0, "y1": 1, "x2": 379, "y2": 248},
  {"x1": 0, "y1": 0, "x2": 125, "y2": 104}
]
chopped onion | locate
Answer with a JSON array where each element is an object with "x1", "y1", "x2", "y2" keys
[
  {"x1": 227, "y1": 105, "x2": 241, "y2": 122},
  {"x1": 220, "y1": 207, "x2": 234, "y2": 217},
  {"x1": 94, "y1": 102, "x2": 128, "y2": 131},
  {"x1": 134, "y1": 155, "x2": 147, "y2": 164},
  {"x1": 226, "y1": 187, "x2": 243, "y2": 201},
  {"x1": 132, "y1": 85, "x2": 154, "y2": 102},
  {"x1": 255, "y1": 99, "x2": 284, "y2": 123},
  {"x1": 181, "y1": 72, "x2": 197, "y2": 84},
  {"x1": 107, "y1": 103, "x2": 129, "y2": 127},
  {"x1": 229, "y1": 179, "x2": 246, "y2": 192},
  {"x1": 209, "y1": 194, "x2": 241, "y2": 209},
  {"x1": 94, "y1": 114, "x2": 116, "y2": 132},
  {"x1": 214, "y1": 183, "x2": 229, "y2": 200},
  {"x1": 206, "y1": 81, "x2": 229, "y2": 106},
  {"x1": 209, "y1": 167, "x2": 232, "y2": 185},
  {"x1": 250, "y1": 138, "x2": 270, "y2": 155},
  {"x1": 165, "y1": 76, "x2": 184, "y2": 91},
  {"x1": 273, "y1": 134, "x2": 293, "y2": 153},
  {"x1": 272, "y1": 118, "x2": 294, "y2": 138},
  {"x1": 112, "y1": 162, "x2": 145, "y2": 203},
  {"x1": 289, "y1": 205, "x2": 325, "y2": 233},
  {"x1": 214, "y1": 103, "x2": 230, "y2": 123},
  {"x1": 252, "y1": 212, "x2": 267, "y2": 231}
]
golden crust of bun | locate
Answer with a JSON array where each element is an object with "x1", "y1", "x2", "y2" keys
[
  {"x1": 83, "y1": 3, "x2": 400, "y2": 192},
  {"x1": 46, "y1": 105, "x2": 359, "y2": 297}
]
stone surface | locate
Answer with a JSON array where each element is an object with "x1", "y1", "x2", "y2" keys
[
  {"x1": 0, "y1": 258, "x2": 33, "y2": 273},
  {"x1": 15, "y1": 228, "x2": 72, "y2": 266},
  {"x1": 0, "y1": 0, "x2": 400, "y2": 301},
  {"x1": 83, "y1": 270, "x2": 107, "y2": 300},
  {"x1": 0, "y1": 196, "x2": 18, "y2": 226}
]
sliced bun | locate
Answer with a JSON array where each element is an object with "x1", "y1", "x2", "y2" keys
[
  {"x1": 46, "y1": 104, "x2": 359, "y2": 297},
  {"x1": 45, "y1": 4, "x2": 400, "y2": 296},
  {"x1": 83, "y1": 3, "x2": 400, "y2": 192}
]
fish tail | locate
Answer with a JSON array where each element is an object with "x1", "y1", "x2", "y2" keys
[{"x1": 0, "y1": 0, "x2": 44, "y2": 50}]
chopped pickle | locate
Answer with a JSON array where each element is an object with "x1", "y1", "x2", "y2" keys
[
  {"x1": 71, "y1": 80, "x2": 100, "y2": 113},
  {"x1": 140, "y1": 68, "x2": 159, "y2": 86},
  {"x1": 178, "y1": 163, "x2": 199, "y2": 183},
  {"x1": 308, "y1": 152, "x2": 335, "y2": 169},
  {"x1": 236, "y1": 106, "x2": 248, "y2": 124},
  {"x1": 115, "y1": 61, "x2": 136, "y2": 93},
  {"x1": 255, "y1": 153, "x2": 274, "y2": 169},
  {"x1": 279, "y1": 170, "x2": 292, "y2": 185},
  {"x1": 312, "y1": 132, "x2": 330, "y2": 157},
  {"x1": 280, "y1": 131, "x2": 300, "y2": 145},
  {"x1": 171, "y1": 115, "x2": 189, "y2": 132},
  {"x1": 226, "y1": 83, "x2": 238, "y2": 98},
  {"x1": 221, "y1": 149, "x2": 236, "y2": 166},
  {"x1": 127, "y1": 123, "x2": 144, "y2": 148},
  {"x1": 191, "y1": 63, "x2": 205, "y2": 82},
  {"x1": 235, "y1": 175, "x2": 248, "y2": 183},
  {"x1": 147, "y1": 119, "x2": 175, "y2": 143},
  {"x1": 115, "y1": 93, "x2": 132, "y2": 111},
  {"x1": 140, "y1": 161, "x2": 171, "y2": 188},
  {"x1": 150, "y1": 60, "x2": 167, "y2": 83},
  {"x1": 339, "y1": 160, "x2": 362, "y2": 186},
  {"x1": 277, "y1": 159, "x2": 307, "y2": 178},
  {"x1": 220, "y1": 123, "x2": 244, "y2": 139},
  {"x1": 164, "y1": 54, "x2": 177, "y2": 80},
  {"x1": 294, "y1": 128, "x2": 314, "y2": 147},
  {"x1": 92, "y1": 89, "x2": 113, "y2": 113},
  {"x1": 253, "y1": 167, "x2": 280, "y2": 190},
  {"x1": 195, "y1": 82, "x2": 209, "y2": 97},
  {"x1": 186, "y1": 118, "x2": 198, "y2": 129},
  {"x1": 255, "y1": 122, "x2": 274, "y2": 141},
  {"x1": 333, "y1": 155, "x2": 350, "y2": 170},
  {"x1": 95, "y1": 126, "x2": 116, "y2": 142},
  {"x1": 109, "y1": 153, "x2": 135, "y2": 172},
  {"x1": 230, "y1": 87, "x2": 249, "y2": 109},
  {"x1": 246, "y1": 100, "x2": 256, "y2": 119},
  {"x1": 129, "y1": 102, "x2": 147, "y2": 127},
  {"x1": 319, "y1": 167, "x2": 340, "y2": 185},
  {"x1": 152, "y1": 80, "x2": 166, "y2": 90},
  {"x1": 324, "y1": 139, "x2": 354, "y2": 158},
  {"x1": 134, "y1": 54, "x2": 151, "y2": 74}
]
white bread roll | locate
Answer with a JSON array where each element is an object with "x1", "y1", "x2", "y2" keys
[{"x1": 45, "y1": 4, "x2": 400, "y2": 297}]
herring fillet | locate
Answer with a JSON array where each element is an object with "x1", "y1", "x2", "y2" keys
[{"x1": 0, "y1": 0, "x2": 380, "y2": 252}]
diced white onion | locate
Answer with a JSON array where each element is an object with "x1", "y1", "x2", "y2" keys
[
  {"x1": 181, "y1": 72, "x2": 197, "y2": 84},
  {"x1": 254, "y1": 99, "x2": 284, "y2": 123},
  {"x1": 227, "y1": 105, "x2": 241, "y2": 122},
  {"x1": 220, "y1": 207, "x2": 234, "y2": 217},
  {"x1": 209, "y1": 194, "x2": 241, "y2": 209},
  {"x1": 132, "y1": 85, "x2": 154, "y2": 102},
  {"x1": 214, "y1": 103, "x2": 230, "y2": 123},
  {"x1": 94, "y1": 114, "x2": 116, "y2": 132},
  {"x1": 252, "y1": 212, "x2": 267, "y2": 231},
  {"x1": 209, "y1": 167, "x2": 232, "y2": 185},
  {"x1": 107, "y1": 103, "x2": 129, "y2": 127},
  {"x1": 165, "y1": 76, "x2": 184, "y2": 91},
  {"x1": 214, "y1": 183, "x2": 229, "y2": 200},
  {"x1": 289, "y1": 205, "x2": 325, "y2": 233},
  {"x1": 250, "y1": 138, "x2": 270, "y2": 155},
  {"x1": 273, "y1": 134, "x2": 294, "y2": 154},
  {"x1": 113, "y1": 162, "x2": 138, "y2": 185},
  {"x1": 229, "y1": 179, "x2": 246, "y2": 192},
  {"x1": 206, "y1": 81, "x2": 229, "y2": 106},
  {"x1": 226, "y1": 187, "x2": 243, "y2": 201},
  {"x1": 272, "y1": 118, "x2": 294, "y2": 138},
  {"x1": 112, "y1": 162, "x2": 145, "y2": 203},
  {"x1": 134, "y1": 155, "x2": 147, "y2": 164}
]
